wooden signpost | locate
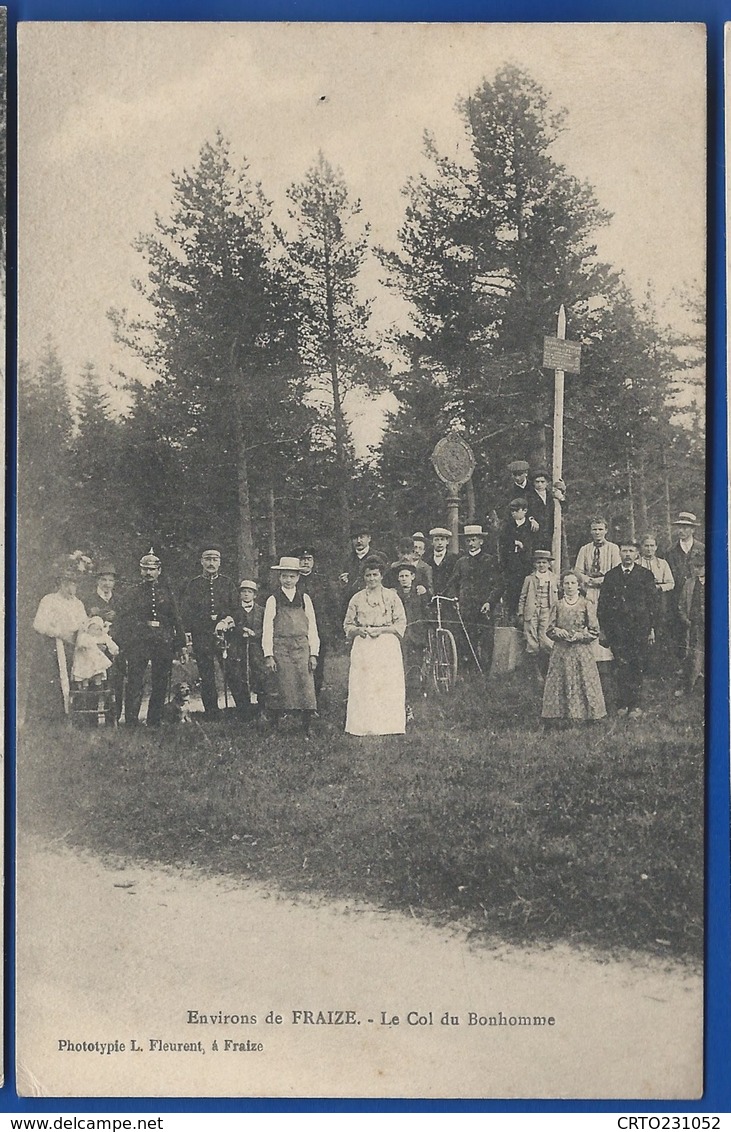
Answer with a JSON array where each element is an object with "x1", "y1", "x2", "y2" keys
[
  {"x1": 431, "y1": 434, "x2": 476, "y2": 553},
  {"x1": 543, "y1": 306, "x2": 581, "y2": 570}
]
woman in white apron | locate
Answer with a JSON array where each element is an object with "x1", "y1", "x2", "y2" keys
[{"x1": 343, "y1": 556, "x2": 407, "y2": 736}]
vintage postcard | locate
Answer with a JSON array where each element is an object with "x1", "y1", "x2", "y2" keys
[{"x1": 16, "y1": 22, "x2": 705, "y2": 1098}]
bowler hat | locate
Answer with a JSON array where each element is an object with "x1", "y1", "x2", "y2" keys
[{"x1": 350, "y1": 522, "x2": 371, "y2": 538}]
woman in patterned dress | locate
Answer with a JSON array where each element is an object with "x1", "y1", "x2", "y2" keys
[
  {"x1": 343, "y1": 556, "x2": 407, "y2": 736},
  {"x1": 541, "y1": 572, "x2": 607, "y2": 724}
]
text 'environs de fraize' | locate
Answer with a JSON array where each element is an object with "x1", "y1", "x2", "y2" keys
[{"x1": 185, "y1": 1009, "x2": 558, "y2": 1027}]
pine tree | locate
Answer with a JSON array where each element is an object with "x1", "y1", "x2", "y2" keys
[
  {"x1": 285, "y1": 152, "x2": 386, "y2": 547},
  {"x1": 110, "y1": 133, "x2": 310, "y2": 579}
]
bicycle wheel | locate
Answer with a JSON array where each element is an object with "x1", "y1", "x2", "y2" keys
[{"x1": 433, "y1": 628, "x2": 458, "y2": 694}]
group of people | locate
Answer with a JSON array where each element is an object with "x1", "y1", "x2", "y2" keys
[{"x1": 26, "y1": 457, "x2": 705, "y2": 737}]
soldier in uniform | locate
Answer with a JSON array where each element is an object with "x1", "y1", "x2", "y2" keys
[
  {"x1": 115, "y1": 549, "x2": 185, "y2": 727},
  {"x1": 181, "y1": 545, "x2": 239, "y2": 719}
]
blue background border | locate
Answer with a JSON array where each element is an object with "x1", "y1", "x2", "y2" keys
[{"x1": 4, "y1": 2, "x2": 729, "y2": 1114}]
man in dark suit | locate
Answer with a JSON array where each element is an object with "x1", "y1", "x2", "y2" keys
[
  {"x1": 525, "y1": 468, "x2": 567, "y2": 551},
  {"x1": 424, "y1": 526, "x2": 460, "y2": 597},
  {"x1": 446, "y1": 524, "x2": 500, "y2": 670},
  {"x1": 339, "y1": 522, "x2": 383, "y2": 614},
  {"x1": 115, "y1": 549, "x2": 186, "y2": 727},
  {"x1": 181, "y1": 545, "x2": 239, "y2": 719},
  {"x1": 598, "y1": 539, "x2": 657, "y2": 717}
]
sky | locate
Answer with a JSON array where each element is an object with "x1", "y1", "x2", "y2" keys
[{"x1": 18, "y1": 22, "x2": 706, "y2": 448}]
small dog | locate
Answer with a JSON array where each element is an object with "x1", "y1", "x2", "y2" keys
[{"x1": 161, "y1": 682, "x2": 192, "y2": 724}]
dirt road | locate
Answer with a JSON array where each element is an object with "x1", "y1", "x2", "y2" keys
[{"x1": 17, "y1": 840, "x2": 701, "y2": 1099}]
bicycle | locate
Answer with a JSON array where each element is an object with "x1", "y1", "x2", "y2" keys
[{"x1": 423, "y1": 595, "x2": 460, "y2": 694}]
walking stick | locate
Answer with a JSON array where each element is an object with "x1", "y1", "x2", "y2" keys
[{"x1": 55, "y1": 638, "x2": 71, "y2": 716}]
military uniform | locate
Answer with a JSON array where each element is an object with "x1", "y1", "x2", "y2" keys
[
  {"x1": 182, "y1": 572, "x2": 238, "y2": 714},
  {"x1": 115, "y1": 575, "x2": 185, "y2": 727}
]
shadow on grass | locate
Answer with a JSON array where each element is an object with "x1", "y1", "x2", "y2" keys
[{"x1": 18, "y1": 662, "x2": 703, "y2": 963}]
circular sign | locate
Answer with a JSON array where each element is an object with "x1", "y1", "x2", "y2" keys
[{"x1": 431, "y1": 434, "x2": 476, "y2": 487}]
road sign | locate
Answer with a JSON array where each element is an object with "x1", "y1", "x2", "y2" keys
[
  {"x1": 543, "y1": 336, "x2": 582, "y2": 374},
  {"x1": 431, "y1": 434, "x2": 476, "y2": 487}
]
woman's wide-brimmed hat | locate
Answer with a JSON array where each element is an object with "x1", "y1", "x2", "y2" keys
[
  {"x1": 671, "y1": 511, "x2": 700, "y2": 526},
  {"x1": 270, "y1": 556, "x2": 302, "y2": 572},
  {"x1": 54, "y1": 551, "x2": 93, "y2": 580}
]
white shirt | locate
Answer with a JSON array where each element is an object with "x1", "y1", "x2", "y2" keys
[{"x1": 262, "y1": 590, "x2": 319, "y2": 658}]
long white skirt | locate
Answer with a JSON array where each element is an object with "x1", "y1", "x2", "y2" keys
[{"x1": 345, "y1": 634, "x2": 406, "y2": 736}]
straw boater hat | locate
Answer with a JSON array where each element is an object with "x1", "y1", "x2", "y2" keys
[
  {"x1": 270, "y1": 556, "x2": 303, "y2": 572},
  {"x1": 532, "y1": 549, "x2": 553, "y2": 562},
  {"x1": 429, "y1": 527, "x2": 452, "y2": 538},
  {"x1": 671, "y1": 512, "x2": 700, "y2": 527},
  {"x1": 463, "y1": 524, "x2": 484, "y2": 537}
]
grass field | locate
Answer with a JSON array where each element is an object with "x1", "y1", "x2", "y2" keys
[{"x1": 19, "y1": 654, "x2": 703, "y2": 963}]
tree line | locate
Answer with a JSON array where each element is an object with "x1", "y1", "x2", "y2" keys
[{"x1": 18, "y1": 65, "x2": 705, "y2": 620}]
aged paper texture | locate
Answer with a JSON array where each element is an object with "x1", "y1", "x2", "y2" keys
[{"x1": 17, "y1": 22, "x2": 705, "y2": 1098}]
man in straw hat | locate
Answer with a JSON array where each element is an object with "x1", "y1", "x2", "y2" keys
[
  {"x1": 447, "y1": 524, "x2": 500, "y2": 671},
  {"x1": 262, "y1": 556, "x2": 320, "y2": 735},
  {"x1": 664, "y1": 512, "x2": 705, "y2": 672},
  {"x1": 114, "y1": 549, "x2": 186, "y2": 728},
  {"x1": 181, "y1": 544, "x2": 238, "y2": 720}
]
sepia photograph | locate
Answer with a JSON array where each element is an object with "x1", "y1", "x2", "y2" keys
[{"x1": 16, "y1": 22, "x2": 706, "y2": 1098}]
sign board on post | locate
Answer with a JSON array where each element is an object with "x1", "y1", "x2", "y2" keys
[
  {"x1": 543, "y1": 336, "x2": 582, "y2": 374},
  {"x1": 431, "y1": 434, "x2": 476, "y2": 554},
  {"x1": 431, "y1": 434, "x2": 476, "y2": 487}
]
